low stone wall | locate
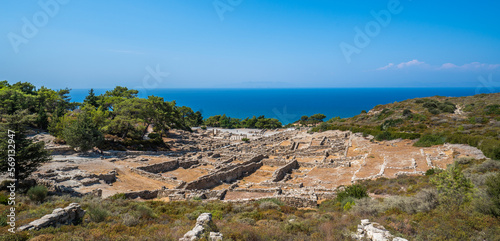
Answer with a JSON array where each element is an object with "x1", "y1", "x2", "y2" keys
[
  {"x1": 19, "y1": 203, "x2": 85, "y2": 231},
  {"x1": 229, "y1": 188, "x2": 280, "y2": 193},
  {"x1": 123, "y1": 190, "x2": 159, "y2": 199},
  {"x1": 183, "y1": 161, "x2": 264, "y2": 190},
  {"x1": 224, "y1": 195, "x2": 318, "y2": 208},
  {"x1": 157, "y1": 189, "x2": 227, "y2": 201},
  {"x1": 178, "y1": 160, "x2": 199, "y2": 169},
  {"x1": 136, "y1": 160, "x2": 178, "y2": 173},
  {"x1": 270, "y1": 160, "x2": 298, "y2": 182},
  {"x1": 262, "y1": 159, "x2": 289, "y2": 166},
  {"x1": 278, "y1": 195, "x2": 317, "y2": 208},
  {"x1": 130, "y1": 168, "x2": 184, "y2": 187},
  {"x1": 260, "y1": 182, "x2": 303, "y2": 188}
]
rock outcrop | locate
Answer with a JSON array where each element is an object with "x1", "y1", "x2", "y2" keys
[
  {"x1": 18, "y1": 203, "x2": 85, "y2": 231},
  {"x1": 354, "y1": 219, "x2": 408, "y2": 241},
  {"x1": 180, "y1": 213, "x2": 223, "y2": 241}
]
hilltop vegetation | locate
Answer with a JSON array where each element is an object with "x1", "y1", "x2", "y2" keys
[
  {"x1": 0, "y1": 81, "x2": 282, "y2": 152},
  {"x1": 312, "y1": 93, "x2": 500, "y2": 160}
]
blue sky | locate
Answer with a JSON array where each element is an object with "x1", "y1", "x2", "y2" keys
[{"x1": 1, "y1": 0, "x2": 500, "y2": 89}]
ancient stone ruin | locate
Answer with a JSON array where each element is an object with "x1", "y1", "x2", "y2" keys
[
  {"x1": 18, "y1": 203, "x2": 85, "y2": 231},
  {"x1": 31, "y1": 128, "x2": 487, "y2": 208}
]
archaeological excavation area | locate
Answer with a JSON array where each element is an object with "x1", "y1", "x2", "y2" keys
[{"x1": 33, "y1": 128, "x2": 487, "y2": 208}]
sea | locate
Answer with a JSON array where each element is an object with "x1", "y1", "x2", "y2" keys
[{"x1": 69, "y1": 88, "x2": 490, "y2": 125}]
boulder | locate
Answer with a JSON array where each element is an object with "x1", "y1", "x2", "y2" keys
[
  {"x1": 179, "y1": 213, "x2": 223, "y2": 241},
  {"x1": 354, "y1": 219, "x2": 408, "y2": 241},
  {"x1": 18, "y1": 203, "x2": 85, "y2": 231}
]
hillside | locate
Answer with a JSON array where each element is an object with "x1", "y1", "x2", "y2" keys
[{"x1": 313, "y1": 92, "x2": 500, "y2": 160}]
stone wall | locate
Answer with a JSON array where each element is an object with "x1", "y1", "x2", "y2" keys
[
  {"x1": 260, "y1": 182, "x2": 303, "y2": 188},
  {"x1": 130, "y1": 168, "x2": 184, "y2": 187},
  {"x1": 262, "y1": 158, "x2": 289, "y2": 166},
  {"x1": 270, "y1": 159, "x2": 298, "y2": 182},
  {"x1": 183, "y1": 161, "x2": 264, "y2": 190},
  {"x1": 123, "y1": 190, "x2": 159, "y2": 199},
  {"x1": 136, "y1": 160, "x2": 179, "y2": 173}
]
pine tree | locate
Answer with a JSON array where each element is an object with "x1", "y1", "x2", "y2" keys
[
  {"x1": 62, "y1": 110, "x2": 103, "y2": 152},
  {"x1": 0, "y1": 111, "x2": 51, "y2": 181}
]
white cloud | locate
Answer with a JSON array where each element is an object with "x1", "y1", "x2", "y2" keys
[
  {"x1": 377, "y1": 60, "x2": 500, "y2": 71},
  {"x1": 377, "y1": 63, "x2": 394, "y2": 70},
  {"x1": 397, "y1": 59, "x2": 425, "y2": 69}
]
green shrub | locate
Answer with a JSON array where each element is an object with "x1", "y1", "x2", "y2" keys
[
  {"x1": 431, "y1": 162, "x2": 474, "y2": 208},
  {"x1": 336, "y1": 184, "x2": 368, "y2": 204},
  {"x1": 27, "y1": 185, "x2": 48, "y2": 203},
  {"x1": 428, "y1": 108, "x2": 441, "y2": 115},
  {"x1": 425, "y1": 168, "x2": 442, "y2": 176},
  {"x1": 414, "y1": 134, "x2": 446, "y2": 147},
  {"x1": 88, "y1": 204, "x2": 109, "y2": 222},
  {"x1": 136, "y1": 204, "x2": 156, "y2": 218},
  {"x1": 0, "y1": 192, "x2": 8, "y2": 205},
  {"x1": 259, "y1": 201, "x2": 281, "y2": 211},
  {"x1": 241, "y1": 138, "x2": 250, "y2": 143},
  {"x1": 147, "y1": 133, "x2": 160, "y2": 139},
  {"x1": 121, "y1": 212, "x2": 140, "y2": 226},
  {"x1": 485, "y1": 104, "x2": 500, "y2": 115},
  {"x1": 375, "y1": 131, "x2": 394, "y2": 141},
  {"x1": 109, "y1": 193, "x2": 126, "y2": 200},
  {"x1": 256, "y1": 198, "x2": 284, "y2": 206},
  {"x1": 485, "y1": 172, "x2": 500, "y2": 217}
]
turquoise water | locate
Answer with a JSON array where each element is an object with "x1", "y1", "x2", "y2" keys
[{"x1": 70, "y1": 88, "x2": 489, "y2": 124}]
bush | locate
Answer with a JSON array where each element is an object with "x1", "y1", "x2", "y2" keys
[
  {"x1": 236, "y1": 217, "x2": 256, "y2": 226},
  {"x1": 109, "y1": 193, "x2": 126, "y2": 200},
  {"x1": 121, "y1": 212, "x2": 140, "y2": 226},
  {"x1": 241, "y1": 138, "x2": 250, "y2": 143},
  {"x1": 425, "y1": 168, "x2": 442, "y2": 176},
  {"x1": 485, "y1": 172, "x2": 500, "y2": 217},
  {"x1": 336, "y1": 184, "x2": 368, "y2": 204},
  {"x1": 431, "y1": 162, "x2": 474, "y2": 209},
  {"x1": 259, "y1": 201, "x2": 280, "y2": 211},
  {"x1": 147, "y1": 133, "x2": 160, "y2": 139},
  {"x1": 403, "y1": 109, "x2": 412, "y2": 117},
  {"x1": 136, "y1": 204, "x2": 156, "y2": 218},
  {"x1": 0, "y1": 192, "x2": 8, "y2": 205},
  {"x1": 429, "y1": 108, "x2": 441, "y2": 115},
  {"x1": 27, "y1": 185, "x2": 48, "y2": 203},
  {"x1": 414, "y1": 134, "x2": 446, "y2": 147},
  {"x1": 88, "y1": 204, "x2": 109, "y2": 222},
  {"x1": 375, "y1": 131, "x2": 394, "y2": 141}
]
